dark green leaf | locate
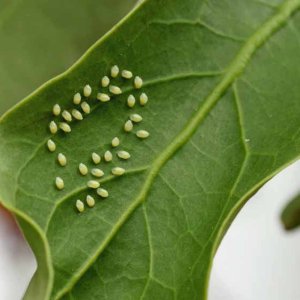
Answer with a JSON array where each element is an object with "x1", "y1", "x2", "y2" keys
[
  {"x1": 281, "y1": 193, "x2": 300, "y2": 230},
  {"x1": 0, "y1": 0, "x2": 136, "y2": 115}
]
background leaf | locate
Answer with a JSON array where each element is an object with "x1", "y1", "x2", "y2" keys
[
  {"x1": 281, "y1": 193, "x2": 300, "y2": 229},
  {"x1": 1, "y1": 0, "x2": 300, "y2": 299},
  {"x1": 0, "y1": 0, "x2": 136, "y2": 115}
]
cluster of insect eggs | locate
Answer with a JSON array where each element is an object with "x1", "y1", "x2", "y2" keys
[
  {"x1": 75, "y1": 145, "x2": 127, "y2": 212},
  {"x1": 47, "y1": 65, "x2": 150, "y2": 213}
]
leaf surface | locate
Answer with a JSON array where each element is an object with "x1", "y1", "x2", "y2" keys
[{"x1": 1, "y1": 0, "x2": 300, "y2": 299}]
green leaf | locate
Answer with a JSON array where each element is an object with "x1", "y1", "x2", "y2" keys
[
  {"x1": 0, "y1": 0, "x2": 136, "y2": 115},
  {"x1": 1, "y1": 0, "x2": 300, "y2": 299},
  {"x1": 281, "y1": 193, "x2": 300, "y2": 230}
]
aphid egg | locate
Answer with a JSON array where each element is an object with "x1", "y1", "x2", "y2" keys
[
  {"x1": 136, "y1": 130, "x2": 150, "y2": 139},
  {"x1": 81, "y1": 101, "x2": 91, "y2": 114},
  {"x1": 117, "y1": 150, "x2": 131, "y2": 160},
  {"x1": 104, "y1": 150, "x2": 113, "y2": 162},
  {"x1": 73, "y1": 93, "x2": 82, "y2": 105},
  {"x1": 91, "y1": 168, "x2": 104, "y2": 178},
  {"x1": 140, "y1": 93, "x2": 148, "y2": 106},
  {"x1": 121, "y1": 70, "x2": 133, "y2": 79},
  {"x1": 92, "y1": 152, "x2": 101, "y2": 164},
  {"x1": 86, "y1": 195, "x2": 95, "y2": 207},
  {"x1": 72, "y1": 109, "x2": 83, "y2": 121},
  {"x1": 111, "y1": 137, "x2": 120, "y2": 147},
  {"x1": 127, "y1": 95, "x2": 136, "y2": 108},
  {"x1": 124, "y1": 120, "x2": 133, "y2": 132},
  {"x1": 58, "y1": 153, "x2": 67, "y2": 166},
  {"x1": 59, "y1": 122, "x2": 71, "y2": 133},
  {"x1": 130, "y1": 113, "x2": 143, "y2": 123},
  {"x1": 83, "y1": 84, "x2": 92, "y2": 97},
  {"x1": 134, "y1": 76, "x2": 143, "y2": 89},
  {"x1": 97, "y1": 93, "x2": 110, "y2": 102},
  {"x1": 97, "y1": 188, "x2": 109, "y2": 198},
  {"x1": 49, "y1": 121, "x2": 58, "y2": 134},
  {"x1": 62, "y1": 110, "x2": 72, "y2": 122},
  {"x1": 47, "y1": 139, "x2": 56, "y2": 152},
  {"x1": 76, "y1": 200, "x2": 85, "y2": 212},
  {"x1": 55, "y1": 177, "x2": 64, "y2": 190},
  {"x1": 109, "y1": 85, "x2": 122, "y2": 95},
  {"x1": 87, "y1": 180, "x2": 100, "y2": 189},
  {"x1": 111, "y1": 65, "x2": 119, "y2": 78},
  {"x1": 111, "y1": 167, "x2": 125, "y2": 176},
  {"x1": 53, "y1": 104, "x2": 61, "y2": 116},
  {"x1": 101, "y1": 76, "x2": 110, "y2": 87},
  {"x1": 79, "y1": 163, "x2": 88, "y2": 176}
]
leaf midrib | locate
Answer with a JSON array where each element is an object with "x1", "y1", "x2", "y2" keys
[{"x1": 54, "y1": 0, "x2": 300, "y2": 299}]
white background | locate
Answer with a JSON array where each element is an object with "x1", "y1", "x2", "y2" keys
[{"x1": 1, "y1": 162, "x2": 300, "y2": 300}]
